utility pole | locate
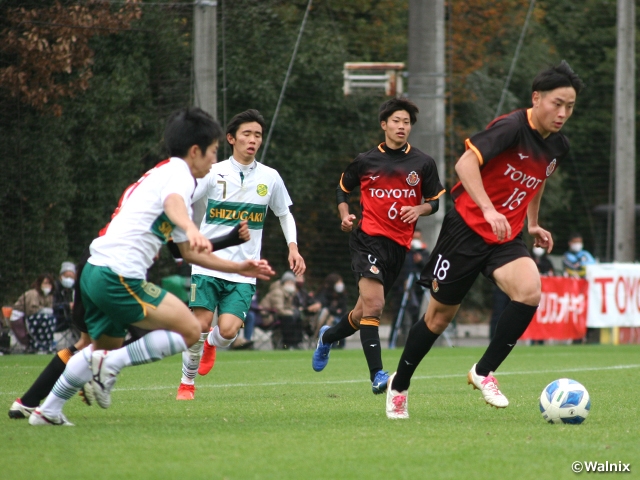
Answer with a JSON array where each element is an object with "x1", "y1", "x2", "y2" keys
[
  {"x1": 614, "y1": 0, "x2": 636, "y2": 262},
  {"x1": 192, "y1": 0, "x2": 217, "y2": 225},
  {"x1": 193, "y1": 0, "x2": 217, "y2": 119},
  {"x1": 407, "y1": 0, "x2": 446, "y2": 251}
]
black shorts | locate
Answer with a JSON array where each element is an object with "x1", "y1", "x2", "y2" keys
[
  {"x1": 419, "y1": 208, "x2": 530, "y2": 305},
  {"x1": 71, "y1": 247, "x2": 91, "y2": 334},
  {"x1": 349, "y1": 227, "x2": 407, "y2": 297}
]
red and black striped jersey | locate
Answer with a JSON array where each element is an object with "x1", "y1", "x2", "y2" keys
[
  {"x1": 339, "y1": 142, "x2": 445, "y2": 249},
  {"x1": 451, "y1": 108, "x2": 570, "y2": 244}
]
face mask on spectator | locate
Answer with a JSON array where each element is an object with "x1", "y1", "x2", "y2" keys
[
  {"x1": 532, "y1": 246, "x2": 545, "y2": 257},
  {"x1": 334, "y1": 282, "x2": 345, "y2": 293},
  {"x1": 61, "y1": 277, "x2": 75, "y2": 289},
  {"x1": 283, "y1": 282, "x2": 296, "y2": 294},
  {"x1": 570, "y1": 242, "x2": 583, "y2": 253},
  {"x1": 41, "y1": 286, "x2": 52, "y2": 296},
  {"x1": 411, "y1": 239, "x2": 423, "y2": 250}
]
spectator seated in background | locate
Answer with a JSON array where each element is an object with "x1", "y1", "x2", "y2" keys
[
  {"x1": 12, "y1": 274, "x2": 57, "y2": 353},
  {"x1": 53, "y1": 262, "x2": 77, "y2": 338},
  {"x1": 259, "y1": 271, "x2": 302, "y2": 349},
  {"x1": 312, "y1": 273, "x2": 348, "y2": 347},
  {"x1": 293, "y1": 273, "x2": 322, "y2": 339},
  {"x1": 563, "y1": 232, "x2": 597, "y2": 344},
  {"x1": 562, "y1": 232, "x2": 595, "y2": 279},
  {"x1": 532, "y1": 245, "x2": 555, "y2": 276}
]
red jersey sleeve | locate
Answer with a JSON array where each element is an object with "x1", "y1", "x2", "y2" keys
[
  {"x1": 339, "y1": 153, "x2": 365, "y2": 193},
  {"x1": 420, "y1": 158, "x2": 445, "y2": 201},
  {"x1": 465, "y1": 113, "x2": 521, "y2": 165}
]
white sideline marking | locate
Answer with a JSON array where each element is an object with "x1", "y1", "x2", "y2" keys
[
  {"x1": 117, "y1": 363, "x2": 640, "y2": 391},
  {"x1": 1, "y1": 363, "x2": 639, "y2": 396}
]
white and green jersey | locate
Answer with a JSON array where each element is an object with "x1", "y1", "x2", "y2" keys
[
  {"x1": 89, "y1": 158, "x2": 195, "y2": 279},
  {"x1": 184, "y1": 156, "x2": 292, "y2": 284}
]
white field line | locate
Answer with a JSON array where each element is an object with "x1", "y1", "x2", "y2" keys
[{"x1": 4, "y1": 363, "x2": 638, "y2": 396}]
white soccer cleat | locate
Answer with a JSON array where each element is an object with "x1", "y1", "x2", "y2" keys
[
  {"x1": 28, "y1": 408, "x2": 74, "y2": 426},
  {"x1": 467, "y1": 363, "x2": 509, "y2": 408},
  {"x1": 8, "y1": 399, "x2": 36, "y2": 419},
  {"x1": 80, "y1": 382, "x2": 95, "y2": 406},
  {"x1": 385, "y1": 372, "x2": 409, "y2": 419},
  {"x1": 91, "y1": 350, "x2": 118, "y2": 409}
]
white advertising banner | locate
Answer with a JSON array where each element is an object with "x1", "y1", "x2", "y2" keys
[{"x1": 586, "y1": 263, "x2": 640, "y2": 327}]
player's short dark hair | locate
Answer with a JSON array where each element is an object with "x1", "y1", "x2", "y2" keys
[
  {"x1": 532, "y1": 60, "x2": 584, "y2": 95},
  {"x1": 378, "y1": 98, "x2": 419, "y2": 125},
  {"x1": 164, "y1": 107, "x2": 222, "y2": 158},
  {"x1": 226, "y1": 109, "x2": 266, "y2": 144}
]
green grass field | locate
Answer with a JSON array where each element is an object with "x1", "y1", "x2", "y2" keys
[{"x1": 1, "y1": 344, "x2": 639, "y2": 480}]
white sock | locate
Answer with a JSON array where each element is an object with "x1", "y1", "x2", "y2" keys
[
  {"x1": 207, "y1": 325, "x2": 236, "y2": 348},
  {"x1": 106, "y1": 330, "x2": 187, "y2": 373},
  {"x1": 41, "y1": 345, "x2": 93, "y2": 417},
  {"x1": 181, "y1": 332, "x2": 207, "y2": 385}
]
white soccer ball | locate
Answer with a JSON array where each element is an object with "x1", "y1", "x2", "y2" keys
[{"x1": 539, "y1": 378, "x2": 590, "y2": 424}]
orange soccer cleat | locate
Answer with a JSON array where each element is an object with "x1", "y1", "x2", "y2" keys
[{"x1": 176, "y1": 383, "x2": 195, "y2": 400}]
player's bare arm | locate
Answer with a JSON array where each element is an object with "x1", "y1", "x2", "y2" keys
[
  {"x1": 278, "y1": 209, "x2": 306, "y2": 275},
  {"x1": 176, "y1": 242, "x2": 274, "y2": 280},
  {"x1": 287, "y1": 243, "x2": 306, "y2": 275},
  {"x1": 400, "y1": 202, "x2": 432, "y2": 224},
  {"x1": 455, "y1": 149, "x2": 512, "y2": 242},
  {"x1": 527, "y1": 181, "x2": 554, "y2": 253},
  {"x1": 237, "y1": 221, "x2": 250, "y2": 242},
  {"x1": 338, "y1": 202, "x2": 356, "y2": 232},
  {"x1": 164, "y1": 194, "x2": 212, "y2": 253}
]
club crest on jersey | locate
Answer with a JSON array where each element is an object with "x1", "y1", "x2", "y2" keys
[
  {"x1": 546, "y1": 159, "x2": 557, "y2": 177},
  {"x1": 432, "y1": 279, "x2": 439, "y2": 293},
  {"x1": 406, "y1": 171, "x2": 420, "y2": 186},
  {"x1": 370, "y1": 265, "x2": 380, "y2": 275},
  {"x1": 256, "y1": 184, "x2": 268, "y2": 196}
]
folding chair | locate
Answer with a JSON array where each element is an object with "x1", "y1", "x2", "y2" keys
[{"x1": 4, "y1": 307, "x2": 31, "y2": 353}]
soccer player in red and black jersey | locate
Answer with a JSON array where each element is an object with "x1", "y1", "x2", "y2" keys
[
  {"x1": 312, "y1": 98, "x2": 445, "y2": 395},
  {"x1": 385, "y1": 61, "x2": 584, "y2": 419}
]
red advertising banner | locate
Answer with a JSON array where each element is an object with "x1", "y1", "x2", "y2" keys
[{"x1": 520, "y1": 277, "x2": 588, "y2": 341}]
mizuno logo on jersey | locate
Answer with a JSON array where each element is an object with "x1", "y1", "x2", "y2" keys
[
  {"x1": 369, "y1": 175, "x2": 380, "y2": 181},
  {"x1": 517, "y1": 153, "x2": 529, "y2": 159},
  {"x1": 217, "y1": 174, "x2": 227, "y2": 178},
  {"x1": 206, "y1": 200, "x2": 267, "y2": 229}
]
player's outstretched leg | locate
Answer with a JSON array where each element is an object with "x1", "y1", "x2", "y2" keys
[
  {"x1": 177, "y1": 331, "x2": 207, "y2": 400},
  {"x1": 385, "y1": 372, "x2": 408, "y2": 419},
  {"x1": 91, "y1": 330, "x2": 187, "y2": 409},
  {"x1": 29, "y1": 345, "x2": 94, "y2": 427},
  {"x1": 9, "y1": 346, "x2": 78, "y2": 419},
  {"x1": 312, "y1": 325, "x2": 333, "y2": 372},
  {"x1": 358, "y1": 316, "x2": 387, "y2": 394},
  {"x1": 470, "y1": 300, "x2": 537, "y2": 408}
]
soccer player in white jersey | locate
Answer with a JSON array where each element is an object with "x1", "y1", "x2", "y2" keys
[
  {"x1": 176, "y1": 109, "x2": 305, "y2": 400},
  {"x1": 29, "y1": 108, "x2": 275, "y2": 426}
]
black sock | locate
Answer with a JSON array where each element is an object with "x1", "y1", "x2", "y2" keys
[
  {"x1": 20, "y1": 346, "x2": 78, "y2": 407},
  {"x1": 359, "y1": 324, "x2": 383, "y2": 381},
  {"x1": 476, "y1": 301, "x2": 538, "y2": 376},
  {"x1": 322, "y1": 312, "x2": 358, "y2": 344},
  {"x1": 392, "y1": 320, "x2": 440, "y2": 392}
]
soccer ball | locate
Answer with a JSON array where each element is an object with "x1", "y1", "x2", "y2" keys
[{"x1": 539, "y1": 378, "x2": 590, "y2": 424}]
